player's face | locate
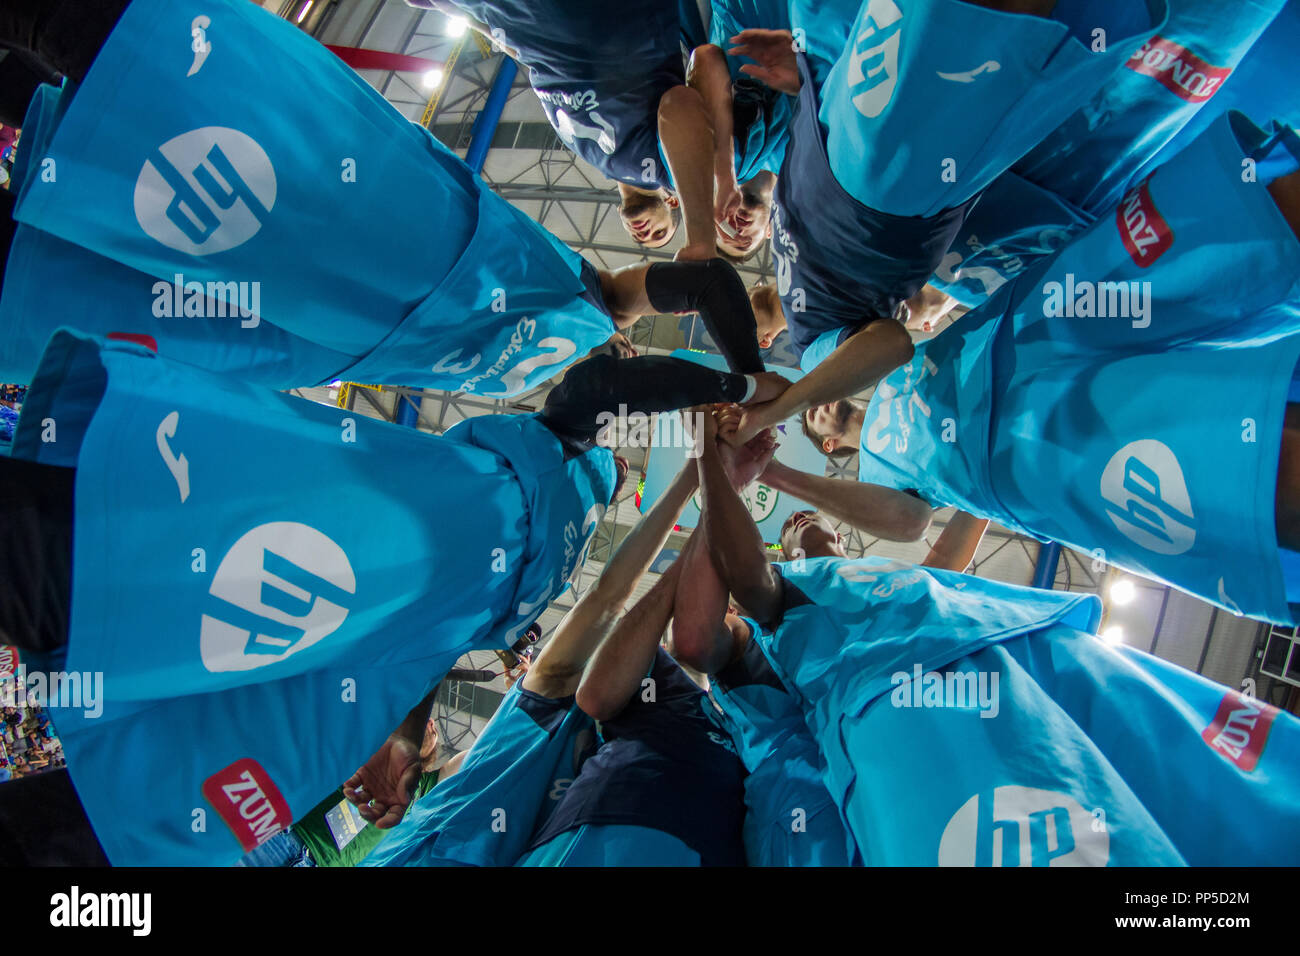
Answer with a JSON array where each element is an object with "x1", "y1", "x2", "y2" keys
[
  {"x1": 780, "y1": 510, "x2": 843, "y2": 559},
  {"x1": 620, "y1": 193, "x2": 677, "y2": 247}
]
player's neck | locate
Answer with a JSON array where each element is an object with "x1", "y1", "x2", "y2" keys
[{"x1": 843, "y1": 407, "x2": 865, "y2": 450}]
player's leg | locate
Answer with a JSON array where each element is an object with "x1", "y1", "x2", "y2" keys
[
  {"x1": 541, "y1": 353, "x2": 765, "y2": 442},
  {"x1": 821, "y1": 0, "x2": 1164, "y2": 217}
]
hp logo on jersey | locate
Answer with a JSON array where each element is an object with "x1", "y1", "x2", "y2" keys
[
  {"x1": 135, "y1": 127, "x2": 277, "y2": 255},
  {"x1": 200, "y1": 522, "x2": 356, "y2": 673},
  {"x1": 939, "y1": 786, "x2": 1108, "y2": 866},
  {"x1": 1100, "y1": 439, "x2": 1196, "y2": 556},
  {"x1": 846, "y1": 0, "x2": 903, "y2": 118}
]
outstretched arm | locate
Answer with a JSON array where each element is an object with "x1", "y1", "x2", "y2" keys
[
  {"x1": 576, "y1": 557, "x2": 685, "y2": 721},
  {"x1": 658, "y1": 84, "x2": 719, "y2": 261},
  {"x1": 687, "y1": 44, "x2": 741, "y2": 224},
  {"x1": 669, "y1": 527, "x2": 737, "y2": 675},
  {"x1": 734, "y1": 320, "x2": 914, "y2": 444},
  {"x1": 674, "y1": 415, "x2": 779, "y2": 671},
  {"x1": 760, "y1": 458, "x2": 933, "y2": 542},
  {"x1": 522, "y1": 461, "x2": 696, "y2": 699},
  {"x1": 920, "y1": 511, "x2": 990, "y2": 572},
  {"x1": 696, "y1": 416, "x2": 783, "y2": 625}
]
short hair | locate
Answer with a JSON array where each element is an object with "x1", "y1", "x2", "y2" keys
[{"x1": 800, "y1": 406, "x2": 859, "y2": 458}]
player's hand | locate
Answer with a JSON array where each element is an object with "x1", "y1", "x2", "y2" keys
[
  {"x1": 503, "y1": 657, "x2": 531, "y2": 689},
  {"x1": 714, "y1": 403, "x2": 744, "y2": 443},
  {"x1": 604, "y1": 332, "x2": 639, "y2": 358},
  {"x1": 746, "y1": 371, "x2": 791, "y2": 406},
  {"x1": 725, "y1": 402, "x2": 779, "y2": 447},
  {"x1": 728, "y1": 30, "x2": 801, "y2": 96},
  {"x1": 681, "y1": 404, "x2": 721, "y2": 450},
  {"x1": 343, "y1": 734, "x2": 422, "y2": 829},
  {"x1": 715, "y1": 179, "x2": 743, "y2": 226},
  {"x1": 717, "y1": 428, "x2": 779, "y2": 491}
]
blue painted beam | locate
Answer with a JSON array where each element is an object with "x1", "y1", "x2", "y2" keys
[
  {"x1": 1031, "y1": 541, "x2": 1062, "y2": 590},
  {"x1": 464, "y1": 57, "x2": 518, "y2": 174}
]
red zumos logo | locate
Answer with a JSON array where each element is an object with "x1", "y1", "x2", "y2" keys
[
  {"x1": 1117, "y1": 180, "x2": 1174, "y2": 267},
  {"x1": 1127, "y1": 37, "x2": 1230, "y2": 103},
  {"x1": 1201, "y1": 691, "x2": 1280, "y2": 772},
  {"x1": 0, "y1": 646, "x2": 19, "y2": 679},
  {"x1": 202, "y1": 758, "x2": 294, "y2": 850}
]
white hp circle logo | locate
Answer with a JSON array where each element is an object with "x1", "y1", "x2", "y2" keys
[
  {"x1": 200, "y1": 522, "x2": 355, "y2": 673},
  {"x1": 1100, "y1": 439, "x2": 1196, "y2": 556},
  {"x1": 939, "y1": 785, "x2": 1108, "y2": 866},
  {"x1": 135, "y1": 127, "x2": 277, "y2": 255}
]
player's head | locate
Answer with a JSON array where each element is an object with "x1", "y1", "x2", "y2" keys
[
  {"x1": 749, "y1": 282, "x2": 787, "y2": 350},
  {"x1": 716, "y1": 172, "x2": 776, "y2": 262},
  {"x1": 619, "y1": 185, "x2": 680, "y2": 248},
  {"x1": 779, "y1": 510, "x2": 845, "y2": 559},
  {"x1": 802, "y1": 398, "x2": 865, "y2": 457}
]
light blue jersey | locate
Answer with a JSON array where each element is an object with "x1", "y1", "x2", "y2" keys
[
  {"x1": 763, "y1": 556, "x2": 1194, "y2": 865},
  {"x1": 1013, "y1": 0, "x2": 1288, "y2": 214},
  {"x1": 1132, "y1": 0, "x2": 1300, "y2": 188},
  {"x1": 365, "y1": 683, "x2": 596, "y2": 867},
  {"x1": 927, "y1": 172, "x2": 1092, "y2": 310},
  {"x1": 708, "y1": 0, "x2": 793, "y2": 182},
  {"x1": 817, "y1": 0, "x2": 1167, "y2": 217},
  {"x1": 709, "y1": 619, "x2": 855, "y2": 866},
  {"x1": 999, "y1": 627, "x2": 1300, "y2": 865},
  {"x1": 2, "y1": 0, "x2": 613, "y2": 395},
  {"x1": 856, "y1": 112, "x2": 1300, "y2": 623},
  {"x1": 9, "y1": 331, "x2": 612, "y2": 864}
]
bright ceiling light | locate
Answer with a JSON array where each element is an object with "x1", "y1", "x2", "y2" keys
[
  {"x1": 296, "y1": 1, "x2": 313, "y2": 25},
  {"x1": 445, "y1": 15, "x2": 469, "y2": 37},
  {"x1": 1101, "y1": 625, "x2": 1124, "y2": 645},
  {"x1": 1109, "y1": 578, "x2": 1137, "y2": 606},
  {"x1": 422, "y1": 68, "x2": 444, "y2": 90}
]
